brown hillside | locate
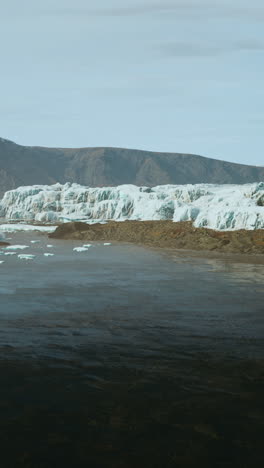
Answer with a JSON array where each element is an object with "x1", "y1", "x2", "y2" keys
[{"x1": 0, "y1": 138, "x2": 264, "y2": 196}]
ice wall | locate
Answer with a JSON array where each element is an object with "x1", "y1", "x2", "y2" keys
[{"x1": 0, "y1": 182, "x2": 263, "y2": 230}]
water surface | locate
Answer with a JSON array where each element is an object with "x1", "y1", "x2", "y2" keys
[{"x1": 0, "y1": 231, "x2": 263, "y2": 363}]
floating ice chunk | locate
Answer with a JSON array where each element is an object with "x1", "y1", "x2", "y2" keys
[
  {"x1": 30, "y1": 240, "x2": 40, "y2": 244},
  {"x1": 0, "y1": 261, "x2": 4, "y2": 264},
  {"x1": 103, "y1": 243, "x2": 112, "y2": 246},
  {"x1": 46, "y1": 244, "x2": 54, "y2": 248},
  {"x1": 0, "y1": 224, "x2": 57, "y2": 233},
  {"x1": 4, "y1": 252, "x2": 17, "y2": 256},
  {"x1": 73, "y1": 247, "x2": 89, "y2": 252},
  {"x1": 6, "y1": 245, "x2": 29, "y2": 250},
  {"x1": 83, "y1": 244, "x2": 92, "y2": 248},
  {"x1": 18, "y1": 254, "x2": 35, "y2": 260},
  {"x1": 44, "y1": 253, "x2": 54, "y2": 257}
]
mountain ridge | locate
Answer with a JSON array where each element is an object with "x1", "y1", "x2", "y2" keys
[{"x1": 0, "y1": 137, "x2": 263, "y2": 197}]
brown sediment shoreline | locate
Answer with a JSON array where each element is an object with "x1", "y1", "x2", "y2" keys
[{"x1": 50, "y1": 220, "x2": 264, "y2": 257}]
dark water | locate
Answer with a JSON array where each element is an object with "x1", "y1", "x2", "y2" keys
[
  {"x1": 0, "y1": 232, "x2": 264, "y2": 468},
  {"x1": 0, "y1": 231, "x2": 263, "y2": 363}
]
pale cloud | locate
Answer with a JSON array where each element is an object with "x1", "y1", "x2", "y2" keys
[
  {"x1": 42, "y1": 0, "x2": 264, "y2": 22},
  {"x1": 157, "y1": 40, "x2": 264, "y2": 59}
]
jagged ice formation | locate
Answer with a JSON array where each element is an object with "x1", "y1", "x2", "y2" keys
[{"x1": 0, "y1": 182, "x2": 263, "y2": 230}]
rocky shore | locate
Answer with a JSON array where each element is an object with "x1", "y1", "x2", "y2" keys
[
  {"x1": 50, "y1": 220, "x2": 264, "y2": 255},
  {"x1": 0, "y1": 241, "x2": 9, "y2": 246}
]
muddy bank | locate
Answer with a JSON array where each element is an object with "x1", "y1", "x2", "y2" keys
[
  {"x1": 50, "y1": 220, "x2": 264, "y2": 255},
  {"x1": 0, "y1": 241, "x2": 9, "y2": 246}
]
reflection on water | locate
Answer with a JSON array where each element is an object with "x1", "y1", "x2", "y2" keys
[
  {"x1": 0, "y1": 231, "x2": 263, "y2": 363},
  {"x1": 169, "y1": 251, "x2": 264, "y2": 285}
]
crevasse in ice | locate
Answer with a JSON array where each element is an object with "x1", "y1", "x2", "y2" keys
[{"x1": 0, "y1": 182, "x2": 263, "y2": 230}]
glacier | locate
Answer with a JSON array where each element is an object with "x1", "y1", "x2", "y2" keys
[{"x1": 0, "y1": 182, "x2": 263, "y2": 231}]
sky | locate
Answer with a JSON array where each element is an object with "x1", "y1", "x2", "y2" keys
[{"x1": 0, "y1": 0, "x2": 264, "y2": 166}]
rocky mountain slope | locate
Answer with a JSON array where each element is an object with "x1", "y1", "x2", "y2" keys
[{"x1": 0, "y1": 137, "x2": 264, "y2": 197}]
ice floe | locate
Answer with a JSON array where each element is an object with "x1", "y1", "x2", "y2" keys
[
  {"x1": 73, "y1": 247, "x2": 89, "y2": 252},
  {"x1": 18, "y1": 254, "x2": 35, "y2": 260},
  {"x1": 0, "y1": 182, "x2": 263, "y2": 230},
  {"x1": 0, "y1": 261, "x2": 4, "y2": 264},
  {"x1": 46, "y1": 244, "x2": 54, "y2": 248},
  {"x1": 43, "y1": 253, "x2": 54, "y2": 257},
  {"x1": 103, "y1": 243, "x2": 112, "y2": 246},
  {"x1": 5, "y1": 245, "x2": 29, "y2": 250},
  {"x1": 0, "y1": 224, "x2": 57, "y2": 233},
  {"x1": 30, "y1": 240, "x2": 40, "y2": 244},
  {"x1": 4, "y1": 252, "x2": 17, "y2": 256}
]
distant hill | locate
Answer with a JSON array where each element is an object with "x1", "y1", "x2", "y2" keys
[{"x1": 0, "y1": 137, "x2": 263, "y2": 197}]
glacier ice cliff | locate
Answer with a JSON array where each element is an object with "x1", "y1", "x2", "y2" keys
[{"x1": 0, "y1": 182, "x2": 263, "y2": 230}]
